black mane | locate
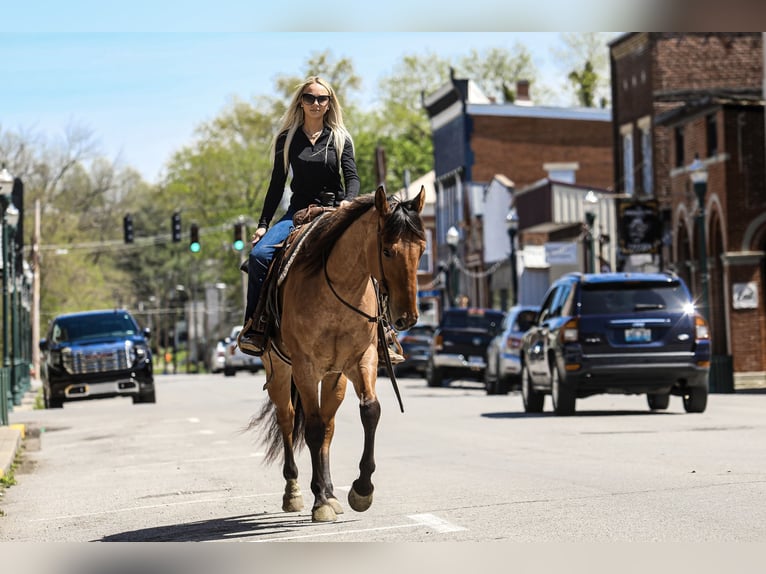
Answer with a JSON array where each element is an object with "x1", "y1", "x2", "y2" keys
[{"x1": 298, "y1": 193, "x2": 425, "y2": 275}]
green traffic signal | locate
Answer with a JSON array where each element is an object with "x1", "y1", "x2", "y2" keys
[
  {"x1": 233, "y1": 222, "x2": 244, "y2": 251},
  {"x1": 190, "y1": 223, "x2": 200, "y2": 253}
]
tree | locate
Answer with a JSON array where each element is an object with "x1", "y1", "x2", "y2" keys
[{"x1": 551, "y1": 32, "x2": 614, "y2": 108}]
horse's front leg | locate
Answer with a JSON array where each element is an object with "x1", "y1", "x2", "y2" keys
[
  {"x1": 319, "y1": 372, "x2": 348, "y2": 516},
  {"x1": 346, "y1": 349, "x2": 381, "y2": 512}
]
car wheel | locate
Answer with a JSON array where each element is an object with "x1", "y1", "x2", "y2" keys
[
  {"x1": 133, "y1": 390, "x2": 156, "y2": 404},
  {"x1": 683, "y1": 386, "x2": 708, "y2": 413},
  {"x1": 551, "y1": 364, "x2": 575, "y2": 416},
  {"x1": 484, "y1": 361, "x2": 497, "y2": 395},
  {"x1": 521, "y1": 363, "x2": 544, "y2": 413},
  {"x1": 224, "y1": 366, "x2": 235, "y2": 377},
  {"x1": 647, "y1": 392, "x2": 670, "y2": 410},
  {"x1": 496, "y1": 362, "x2": 510, "y2": 395},
  {"x1": 45, "y1": 391, "x2": 63, "y2": 409},
  {"x1": 426, "y1": 360, "x2": 443, "y2": 388}
]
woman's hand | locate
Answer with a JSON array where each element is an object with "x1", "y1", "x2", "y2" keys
[
  {"x1": 252, "y1": 227, "x2": 267, "y2": 246},
  {"x1": 339, "y1": 200, "x2": 352, "y2": 208}
]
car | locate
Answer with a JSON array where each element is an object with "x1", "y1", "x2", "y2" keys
[
  {"x1": 38, "y1": 309, "x2": 156, "y2": 408},
  {"x1": 485, "y1": 305, "x2": 540, "y2": 395},
  {"x1": 224, "y1": 326, "x2": 263, "y2": 377},
  {"x1": 520, "y1": 272, "x2": 710, "y2": 416},
  {"x1": 425, "y1": 307, "x2": 506, "y2": 387},
  {"x1": 394, "y1": 323, "x2": 436, "y2": 376},
  {"x1": 209, "y1": 338, "x2": 227, "y2": 374}
]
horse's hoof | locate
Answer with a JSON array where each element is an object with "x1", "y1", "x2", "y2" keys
[
  {"x1": 327, "y1": 497, "x2": 344, "y2": 514},
  {"x1": 348, "y1": 486, "x2": 374, "y2": 512},
  {"x1": 311, "y1": 504, "x2": 338, "y2": 522},
  {"x1": 282, "y1": 494, "x2": 304, "y2": 513}
]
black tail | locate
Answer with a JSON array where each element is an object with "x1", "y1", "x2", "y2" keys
[{"x1": 248, "y1": 376, "x2": 305, "y2": 465}]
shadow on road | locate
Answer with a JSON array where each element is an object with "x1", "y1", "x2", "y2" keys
[
  {"x1": 99, "y1": 511, "x2": 358, "y2": 542},
  {"x1": 481, "y1": 409, "x2": 679, "y2": 419}
]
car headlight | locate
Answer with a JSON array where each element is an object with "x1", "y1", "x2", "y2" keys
[
  {"x1": 127, "y1": 341, "x2": 149, "y2": 365},
  {"x1": 58, "y1": 347, "x2": 73, "y2": 373}
]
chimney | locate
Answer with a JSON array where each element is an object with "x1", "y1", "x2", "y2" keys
[{"x1": 516, "y1": 79, "x2": 532, "y2": 106}]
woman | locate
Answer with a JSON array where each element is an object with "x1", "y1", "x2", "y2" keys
[{"x1": 239, "y1": 76, "x2": 402, "y2": 364}]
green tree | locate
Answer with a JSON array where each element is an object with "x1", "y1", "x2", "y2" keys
[{"x1": 552, "y1": 32, "x2": 614, "y2": 107}]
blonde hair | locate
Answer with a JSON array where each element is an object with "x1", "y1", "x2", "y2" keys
[{"x1": 272, "y1": 76, "x2": 354, "y2": 172}]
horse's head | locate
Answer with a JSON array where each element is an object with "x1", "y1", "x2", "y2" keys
[{"x1": 374, "y1": 185, "x2": 427, "y2": 331}]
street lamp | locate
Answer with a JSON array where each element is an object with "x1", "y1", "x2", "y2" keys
[
  {"x1": 583, "y1": 190, "x2": 599, "y2": 273},
  {"x1": 506, "y1": 207, "x2": 519, "y2": 306},
  {"x1": 689, "y1": 155, "x2": 709, "y2": 325},
  {"x1": 446, "y1": 225, "x2": 460, "y2": 307}
]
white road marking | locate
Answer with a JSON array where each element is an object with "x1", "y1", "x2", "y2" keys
[{"x1": 407, "y1": 513, "x2": 466, "y2": 533}]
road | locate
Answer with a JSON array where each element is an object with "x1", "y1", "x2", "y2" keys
[{"x1": 2, "y1": 371, "x2": 766, "y2": 545}]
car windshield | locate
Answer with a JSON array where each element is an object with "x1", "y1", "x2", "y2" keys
[
  {"x1": 51, "y1": 313, "x2": 138, "y2": 343},
  {"x1": 580, "y1": 282, "x2": 689, "y2": 314}
]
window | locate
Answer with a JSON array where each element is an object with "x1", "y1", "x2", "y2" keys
[
  {"x1": 706, "y1": 114, "x2": 718, "y2": 157},
  {"x1": 418, "y1": 228, "x2": 433, "y2": 274},
  {"x1": 675, "y1": 126, "x2": 685, "y2": 168},
  {"x1": 622, "y1": 131, "x2": 635, "y2": 196},
  {"x1": 641, "y1": 126, "x2": 653, "y2": 195}
]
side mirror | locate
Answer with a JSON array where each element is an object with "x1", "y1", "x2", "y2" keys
[
  {"x1": 143, "y1": 327, "x2": 152, "y2": 339},
  {"x1": 39, "y1": 338, "x2": 48, "y2": 351}
]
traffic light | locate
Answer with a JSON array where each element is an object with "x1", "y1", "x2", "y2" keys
[
  {"x1": 189, "y1": 223, "x2": 200, "y2": 253},
  {"x1": 233, "y1": 222, "x2": 244, "y2": 251},
  {"x1": 171, "y1": 212, "x2": 181, "y2": 242},
  {"x1": 123, "y1": 214, "x2": 134, "y2": 244}
]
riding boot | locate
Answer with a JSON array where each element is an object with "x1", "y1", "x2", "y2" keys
[
  {"x1": 238, "y1": 316, "x2": 268, "y2": 357},
  {"x1": 378, "y1": 325, "x2": 405, "y2": 367}
]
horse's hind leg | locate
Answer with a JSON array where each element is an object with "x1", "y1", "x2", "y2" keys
[{"x1": 266, "y1": 364, "x2": 304, "y2": 513}]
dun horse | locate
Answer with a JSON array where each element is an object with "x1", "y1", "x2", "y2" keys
[{"x1": 250, "y1": 185, "x2": 426, "y2": 522}]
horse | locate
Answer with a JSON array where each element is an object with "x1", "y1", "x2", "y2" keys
[{"x1": 249, "y1": 185, "x2": 426, "y2": 522}]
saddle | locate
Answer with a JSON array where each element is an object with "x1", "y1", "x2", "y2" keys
[{"x1": 238, "y1": 206, "x2": 335, "y2": 356}]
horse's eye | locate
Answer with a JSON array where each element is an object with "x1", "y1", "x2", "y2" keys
[{"x1": 382, "y1": 248, "x2": 393, "y2": 258}]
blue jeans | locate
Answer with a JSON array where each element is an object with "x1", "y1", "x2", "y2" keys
[{"x1": 244, "y1": 212, "x2": 295, "y2": 324}]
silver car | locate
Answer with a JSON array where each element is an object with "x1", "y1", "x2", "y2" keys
[
  {"x1": 485, "y1": 305, "x2": 539, "y2": 395},
  {"x1": 223, "y1": 326, "x2": 263, "y2": 377}
]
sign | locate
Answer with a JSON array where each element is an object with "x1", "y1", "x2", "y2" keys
[
  {"x1": 545, "y1": 242, "x2": 578, "y2": 265},
  {"x1": 418, "y1": 289, "x2": 441, "y2": 298},
  {"x1": 617, "y1": 199, "x2": 660, "y2": 255},
  {"x1": 732, "y1": 282, "x2": 758, "y2": 309}
]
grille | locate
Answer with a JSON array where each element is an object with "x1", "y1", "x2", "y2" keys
[{"x1": 63, "y1": 343, "x2": 131, "y2": 374}]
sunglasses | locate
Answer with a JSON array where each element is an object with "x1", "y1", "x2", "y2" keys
[{"x1": 301, "y1": 93, "x2": 331, "y2": 105}]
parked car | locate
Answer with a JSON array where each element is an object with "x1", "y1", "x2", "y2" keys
[
  {"x1": 426, "y1": 307, "x2": 506, "y2": 387},
  {"x1": 520, "y1": 272, "x2": 710, "y2": 416},
  {"x1": 38, "y1": 309, "x2": 156, "y2": 408},
  {"x1": 209, "y1": 338, "x2": 227, "y2": 374},
  {"x1": 485, "y1": 305, "x2": 540, "y2": 395},
  {"x1": 224, "y1": 326, "x2": 263, "y2": 377},
  {"x1": 394, "y1": 323, "x2": 436, "y2": 376}
]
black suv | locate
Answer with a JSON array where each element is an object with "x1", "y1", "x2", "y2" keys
[
  {"x1": 426, "y1": 307, "x2": 505, "y2": 387},
  {"x1": 520, "y1": 272, "x2": 710, "y2": 416},
  {"x1": 39, "y1": 309, "x2": 156, "y2": 408}
]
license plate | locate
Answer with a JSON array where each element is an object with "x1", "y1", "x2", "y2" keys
[
  {"x1": 469, "y1": 356, "x2": 484, "y2": 365},
  {"x1": 625, "y1": 327, "x2": 651, "y2": 342}
]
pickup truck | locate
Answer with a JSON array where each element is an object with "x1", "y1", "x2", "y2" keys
[
  {"x1": 39, "y1": 309, "x2": 156, "y2": 408},
  {"x1": 425, "y1": 307, "x2": 506, "y2": 387}
]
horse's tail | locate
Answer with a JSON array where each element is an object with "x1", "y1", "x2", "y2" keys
[{"x1": 248, "y1": 376, "x2": 305, "y2": 465}]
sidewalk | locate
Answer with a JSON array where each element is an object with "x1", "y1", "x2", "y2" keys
[{"x1": 0, "y1": 379, "x2": 40, "y2": 479}]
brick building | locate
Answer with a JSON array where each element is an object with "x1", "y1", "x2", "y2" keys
[
  {"x1": 610, "y1": 32, "x2": 766, "y2": 388},
  {"x1": 423, "y1": 72, "x2": 613, "y2": 310}
]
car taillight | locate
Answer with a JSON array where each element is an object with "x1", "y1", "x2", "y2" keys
[
  {"x1": 505, "y1": 336, "x2": 521, "y2": 350},
  {"x1": 694, "y1": 314, "x2": 709, "y2": 341},
  {"x1": 560, "y1": 318, "x2": 579, "y2": 343},
  {"x1": 433, "y1": 333, "x2": 443, "y2": 351}
]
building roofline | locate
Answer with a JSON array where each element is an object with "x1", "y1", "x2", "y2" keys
[{"x1": 466, "y1": 103, "x2": 611, "y2": 122}]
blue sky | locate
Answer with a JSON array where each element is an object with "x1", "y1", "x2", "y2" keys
[{"x1": 2, "y1": 0, "x2": 648, "y2": 183}]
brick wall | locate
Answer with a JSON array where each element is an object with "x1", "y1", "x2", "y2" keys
[{"x1": 469, "y1": 115, "x2": 613, "y2": 189}]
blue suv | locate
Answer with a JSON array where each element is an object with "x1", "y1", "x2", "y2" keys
[{"x1": 520, "y1": 272, "x2": 710, "y2": 415}]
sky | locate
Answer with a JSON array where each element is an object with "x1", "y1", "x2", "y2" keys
[{"x1": 1, "y1": 1, "x2": 665, "y2": 184}]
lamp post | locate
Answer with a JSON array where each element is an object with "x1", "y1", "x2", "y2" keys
[
  {"x1": 446, "y1": 225, "x2": 460, "y2": 307},
  {"x1": 689, "y1": 156, "x2": 710, "y2": 326},
  {"x1": 583, "y1": 190, "x2": 599, "y2": 273},
  {"x1": 0, "y1": 166, "x2": 18, "y2": 422},
  {"x1": 506, "y1": 207, "x2": 519, "y2": 306}
]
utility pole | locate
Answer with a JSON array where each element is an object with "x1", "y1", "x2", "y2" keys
[{"x1": 32, "y1": 200, "x2": 41, "y2": 382}]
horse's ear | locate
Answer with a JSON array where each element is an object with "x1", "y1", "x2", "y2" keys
[
  {"x1": 412, "y1": 186, "x2": 426, "y2": 214},
  {"x1": 374, "y1": 185, "x2": 390, "y2": 216}
]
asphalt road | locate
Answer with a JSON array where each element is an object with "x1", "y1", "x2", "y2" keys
[{"x1": 3, "y1": 371, "x2": 766, "y2": 547}]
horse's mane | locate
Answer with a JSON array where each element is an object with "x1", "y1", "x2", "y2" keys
[{"x1": 298, "y1": 193, "x2": 425, "y2": 276}]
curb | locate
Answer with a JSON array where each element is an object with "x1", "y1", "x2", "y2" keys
[{"x1": 0, "y1": 424, "x2": 23, "y2": 479}]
